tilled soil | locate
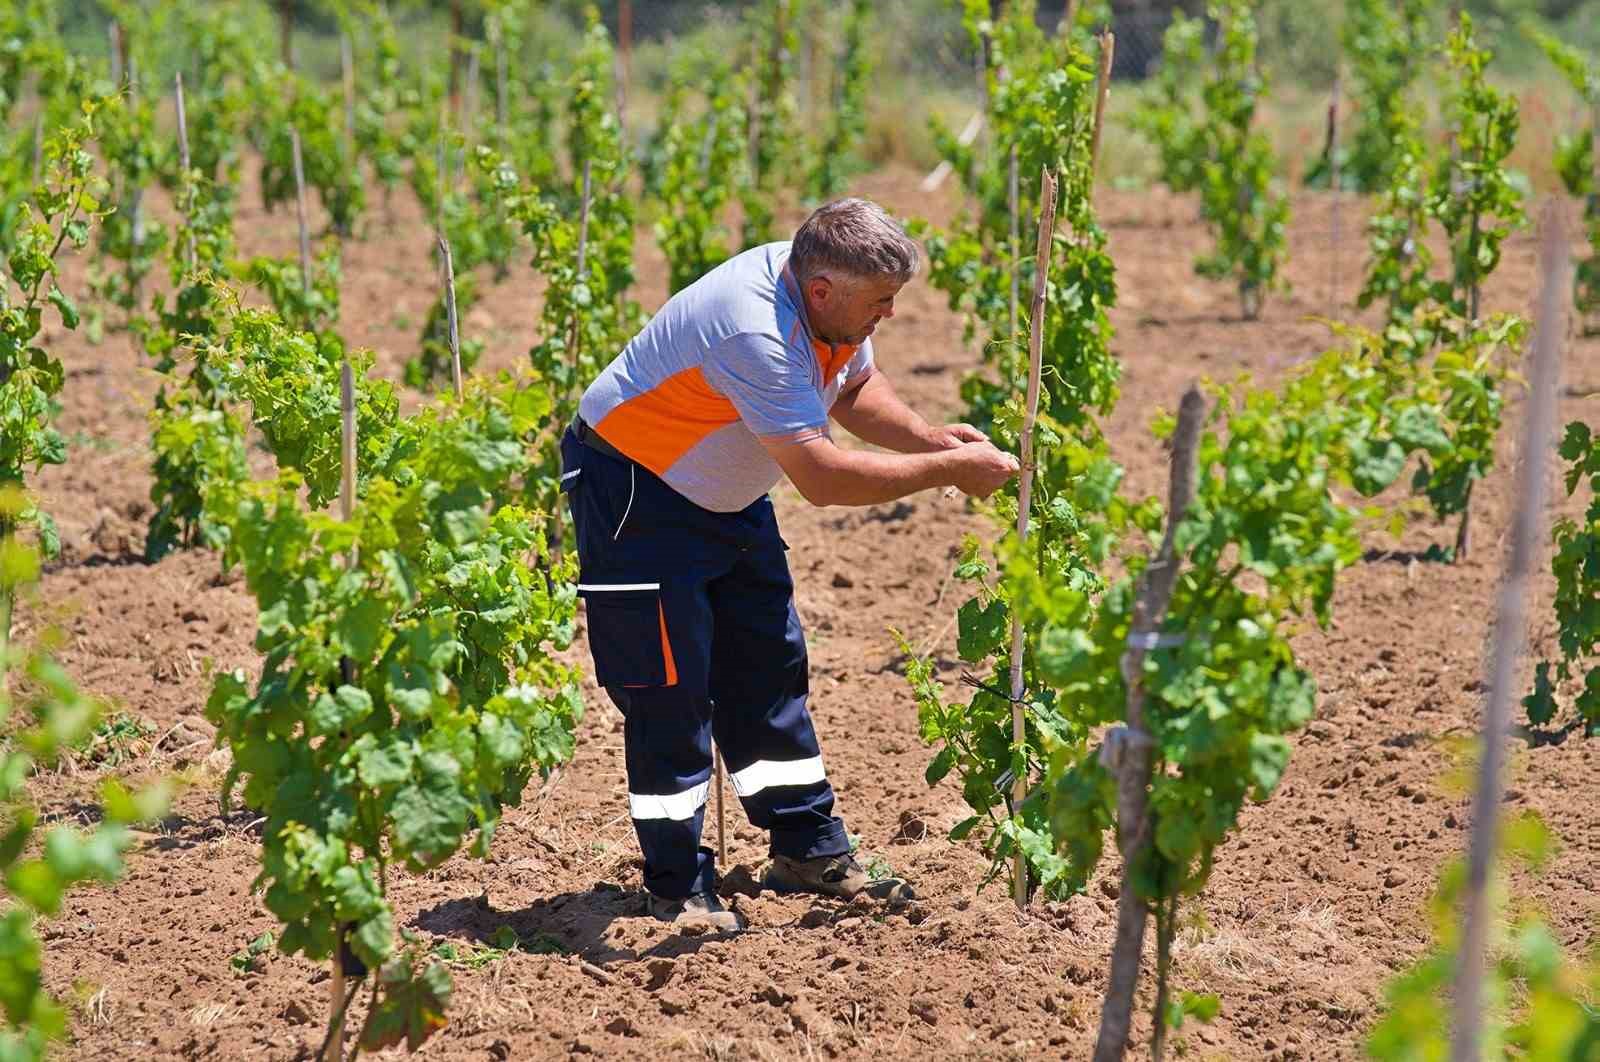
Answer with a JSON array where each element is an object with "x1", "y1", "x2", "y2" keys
[{"x1": 17, "y1": 165, "x2": 1600, "y2": 1060}]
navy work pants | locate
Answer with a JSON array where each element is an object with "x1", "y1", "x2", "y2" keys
[{"x1": 561, "y1": 425, "x2": 850, "y2": 899}]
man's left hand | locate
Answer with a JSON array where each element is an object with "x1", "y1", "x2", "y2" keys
[{"x1": 924, "y1": 423, "x2": 990, "y2": 450}]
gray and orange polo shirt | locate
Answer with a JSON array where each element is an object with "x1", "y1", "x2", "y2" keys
[{"x1": 577, "y1": 241, "x2": 875, "y2": 512}]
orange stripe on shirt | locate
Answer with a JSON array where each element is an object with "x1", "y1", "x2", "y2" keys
[
  {"x1": 813, "y1": 339, "x2": 857, "y2": 389},
  {"x1": 593, "y1": 365, "x2": 742, "y2": 475}
]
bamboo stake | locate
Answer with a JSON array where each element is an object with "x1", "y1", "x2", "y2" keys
[
  {"x1": 290, "y1": 127, "x2": 312, "y2": 298},
  {"x1": 341, "y1": 32, "x2": 355, "y2": 155},
  {"x1": 126, "y1": 51, "x2": 145, "y2": 316},
  {"x1": 436, "y1": 101, "x2": 448, "y2": 236},
  {"x1": 1091, "y1": 384, "x2": 1206, "y2": 1062},
  {"x1": 1449, "y1": 204, "x2": 1568, "y2": 1062},
  {"x1": 437, "y1": 234, "x2": 464, "y2": 401},
  {"x1": 1003, "y1": 166, "x2": 1060, "y2": 909},
  {"x1": 174, "y1": 74, "x2": 195, "y2": 272},
  {"x1": 1089, "y1": 29, "x2": 1115, "y2": 185},
  {"x1": 31, "y1": 110, "x2": 42, "y2": 189}
]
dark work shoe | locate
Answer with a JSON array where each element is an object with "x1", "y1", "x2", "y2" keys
[
  {"x1": 647, "y1": 890, "x2": 745, "y2": 932},
  {"x1": 764, "y1": 852, "x2": 916, "y2": 903}
]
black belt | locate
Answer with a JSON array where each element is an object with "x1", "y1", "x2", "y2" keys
[{"x1": 574, "y1": 416, "x2": 629, "y2": 463}]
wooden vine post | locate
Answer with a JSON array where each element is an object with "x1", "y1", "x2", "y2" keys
[
  {"x1": 1091, "y1": 383, "x2": 1207, "y2": 1062},
  {"x1": 174, "y1": 73, "x2": 195, "y2": 272},
  {"x1": 290, "y1": 127, "x2": 312, "y2": 299},
  {"x1": 1089, "y1": 29, "x2": 1115, "y2": 190},
  {"x1": 448, "y1": 0, "x2": 465, "y2": 116},
  {"x1": 617, "y1": 0, "x2": 633, "y2": 125},
  {"x1": 437, "y1": 234, "x2": 464, "y2": 401},
  {"x1": 1004, "y1": 165, "x2": 1060, "y2": 909},
  {"x1": 1449, "y1": 205, "x2": 1568, "y2": 1062}
]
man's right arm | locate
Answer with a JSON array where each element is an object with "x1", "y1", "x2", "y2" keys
[{"x1": 760, "y1": 432, "x2": 1019, "y2": 507}]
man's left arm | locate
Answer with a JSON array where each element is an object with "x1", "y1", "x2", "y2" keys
[{"x1": 830, "y1": 371, "x2": 989, "y2": 453}]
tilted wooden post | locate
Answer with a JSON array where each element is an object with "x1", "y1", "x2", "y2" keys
[
  {"x1": 1449, "y1": 205, "x2": 1568, "y2": 1062},
  {"x1": 290, "y1": 126, "x2": 312, "y2": 299},
  {"x1": 437, "y1": 234, "x2": 464, "y2": 401},
  {"x1": 280, "y1": 0, "x2": 294, "y2": 69},
  {"x1": 1091, "y1": 384, "x2": 1207, "y2": 1062},
  {"x1": 1003, "y1": 166, "x2": 1060, "y2": 909}
]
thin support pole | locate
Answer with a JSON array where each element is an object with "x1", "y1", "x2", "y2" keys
[
  {"x1": 617, "y1": 0, "x2": 632, "y2": 125},
  {"x1": 280, "y1": 0, "x2": 294, "y2": 69},
  {"x1": 1328, "y1": 64, "x2": 1343, "y2": 318},
  {"x1": 494, "y1": 21, "x2": 508, "y2": 145},
  {"x1": 1004, "y1": 166, "x2": 1060, "y2": 910},
  {"x1": 174, "y1": 73, "x2": 195, "y2": 272},
  {"x1": 437, "y1": 234, "x2": 464, "y2": 401},
  {"x1": 1089, "y1": 29, "x2": 1115, "y2": 189},
  {"x1": 290, "y1": 127, "x2": 312, "y2": 298},
  {"x1": 1091, "y1": 385, "x2": 1206, "y2": 1062},
  {"x1": 569, "y1": 159, "x2": 594, "y2": 372},
  {"x1": 341, "y1": 33, "x2": 356, "y2": 155},
  {"x1": 464, "y1": 47, "x2": 480, "y2": 151},
  {"x1": 1449, "y1": 205, "x2": 1569, "y2": 1062},
  {"x1": 324, "y1": 360, "x2": 358, "y2": 1062},
  {"x1": 1008, "y1": 145, "x2": 1019, "y2": 342}
]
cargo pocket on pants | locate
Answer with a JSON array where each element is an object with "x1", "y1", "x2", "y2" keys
[{"x1": 579, "y1": 584, "x2": 678, "y2": 688}]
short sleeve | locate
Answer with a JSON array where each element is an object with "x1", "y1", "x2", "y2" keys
[{"x1": 702, "y1": 332, "x2": 828, "y2": 442}]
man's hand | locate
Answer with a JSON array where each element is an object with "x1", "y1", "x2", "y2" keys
[
  {"x1": 923, "y1": 423, "x2": 991, "y2": 450},
  {"x1": 946, "y1": 440, "x2": 1020, "y2": 498}
]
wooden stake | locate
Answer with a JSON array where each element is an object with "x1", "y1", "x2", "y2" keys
[
  {"x1": 494, "y1": 20, "x2": 508, "y2": 144},
  {"x1": 437, "y1": 233, "x2": 464, "y2": 401},
  {"x1": 341, "y1": 32, "x2": 356, "y2": 155},
  {"x1": 109, "y1": 20, "x2": 124, "y2": 87},
  {"x1": 174, "y1": 73, "x2": 195, "y2": 272},
  {"x1": 31, "y1": 110, "x2": 42, "y2": 189},
  {"x1": 464, "y1": 47, "x2": 480, "y2": 149},
  {"x1": 1449, "y1": 205, "x2": 1568, "y2": 1062},
  {"x1": 569, "y1": 159, "x2": 594, "y2": 371},
  {"x1": 920, "y1": 111, "x2": 984, "y2": 193},
  {"x1": 1089, "y1": 29, "x2": 1115, "y2": 186},
  {"x1": 290, "y1": 126, "x2": 312, "y2": 298},
  {"x1": 1091, "y1": 384, "x2": 1206, "y2": 1062},
  {"x1": 436, "y1": 101, "x2": 448, "y2": 235},
  {"x1": 1329, "y1": 64, "x2": 1343, "y2": 318},
  {"x1": 448, "y1": 0, "x2": 464, "y2": 116},
  {"x1": 325, "y1": 967, "x2": 344, "y2": 1062},
  {"x1": 617, "y1": 0, "x2": 633, "y2": 125},
  {"x1": 1003, "y1": 166, "x2": 1060, "y2": 910},
  {"x1": 280, "y1": 0, "x2": 294, "y2": 69},
  {"x1": 1008, "y1": 144, "x2": 1019, "y2": 342}
]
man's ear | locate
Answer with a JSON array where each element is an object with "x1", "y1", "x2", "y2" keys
[{"x1": 805, "y1": 275, "x2": 833, "y2": 307}]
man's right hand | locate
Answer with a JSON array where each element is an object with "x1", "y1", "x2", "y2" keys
[{"x1": 946, "y1": 440, "x2": 1021, "y2": 498}]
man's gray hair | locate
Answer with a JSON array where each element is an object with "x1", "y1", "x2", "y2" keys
[{"x1": 790, "y1": 198, "x2": 920, "y2": 286}]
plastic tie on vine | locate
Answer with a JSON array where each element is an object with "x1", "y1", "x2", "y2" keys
[
  {"x1": 1125, "y1": 631, "x2": 1188, "y2": 651},
  {"x1": 992, "y1": 767, "x2": 1016, "y2": 794},
  {"x1": 959, "y1": 671, "x2": 1033, "y2": 705}
]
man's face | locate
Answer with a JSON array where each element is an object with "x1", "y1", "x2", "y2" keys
[{"x1": 803, "y1": 273, "x2": 903, "y2": 346}]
